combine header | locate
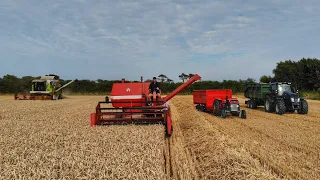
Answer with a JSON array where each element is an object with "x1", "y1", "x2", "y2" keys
[
  {"x1": 90, "y1": 74, "x2": 201, "y2": 136},
  {"x1": 14, "y1": 75, "x2": 77, "y2": 100}
]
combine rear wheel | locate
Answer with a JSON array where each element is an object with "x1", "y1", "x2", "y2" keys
[
  {"x1": 298, "y1": 99, "x2": 308, "y2": 114},
  {"x1": 213, "y1": 100, "x2": 222, "y2": 116},
  {"x1": 275, "y1": 100, "x2": 286, "y2": 115}
]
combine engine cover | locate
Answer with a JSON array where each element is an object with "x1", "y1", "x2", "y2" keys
[{"x1": 110, "y1": 82, "x2": 150, "y2": 108}]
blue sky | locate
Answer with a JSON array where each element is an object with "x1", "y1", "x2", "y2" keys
[{"x1": 0, "y1": 0, "x2": 319, "y2": 81}]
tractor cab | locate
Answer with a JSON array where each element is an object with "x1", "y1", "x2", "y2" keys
[{"x1": 271, "y1": 82, "x2": 294, "y2": 96}]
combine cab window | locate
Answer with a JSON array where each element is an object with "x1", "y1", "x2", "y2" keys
[{"x1": 34, "y1": 82, "x2": 45, "y2": 91}]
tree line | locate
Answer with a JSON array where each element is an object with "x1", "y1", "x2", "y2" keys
[{"x1": 0, "y1": 58, "x2": 319, "y2": 94}]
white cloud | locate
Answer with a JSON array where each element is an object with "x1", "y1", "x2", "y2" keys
[{"x1": 0, "y1": 0, "x2": 319, "y2": 81}]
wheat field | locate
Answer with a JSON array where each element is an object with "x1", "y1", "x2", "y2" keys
[{"x1": 0, "y1": 95, "x2": 319, "y2": 179}]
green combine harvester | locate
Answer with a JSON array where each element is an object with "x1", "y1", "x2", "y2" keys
[
  {"x1": 14, "y1": 75, "x2": 78, "y2": 100},
  {"x1": 244, "y1": 82, "x2": 308, "y2": 115}
]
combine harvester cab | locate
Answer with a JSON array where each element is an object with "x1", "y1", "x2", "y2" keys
[
  {"x1": 193, "y1": 89, "x2": 246, "y2": 119},
  {"x1": 90, "y1": 74, "x2": 202, "y2": 136},
  {"x1": 244, "y1": 82, "x2": 308, "y2": 115},
  {"x1": 14, "y1": 75, "x2": 77, "y2": 100}
]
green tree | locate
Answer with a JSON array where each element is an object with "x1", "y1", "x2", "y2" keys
[
  {"x1": 178, "y1": 73, "x2": 188, "y2": 82},
  {"x1": 158, "y1": 74, "x2": 167, "y2": 82},
  {"x1": 260, "y1": 75, "x2": 272, "y2": 83}
]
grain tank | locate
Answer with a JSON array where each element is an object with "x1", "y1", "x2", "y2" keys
[{"x1": 244, "y1": 82, "x2": 308, "y2": 115}]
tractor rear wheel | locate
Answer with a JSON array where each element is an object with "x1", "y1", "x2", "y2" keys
[
  {"x1": 213, "y1": 100, "x2": 222, "y2": 116},
  {"x1": 275, "y1": 100, "x2": 286, "y2": 115},
  {"x1": 298, "y1": 99, "x2": 308, "y2": 114},
  {"x1": 265, "y1": 99, "x2": 274, "y2": 112}
]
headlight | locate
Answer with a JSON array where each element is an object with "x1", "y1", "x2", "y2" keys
[
  {"x1": 290, "y1": 98, "x2": 294, "y2": 102},
  {"x1": 297, "y1": 98, "x2": 300, "y2": 102}
]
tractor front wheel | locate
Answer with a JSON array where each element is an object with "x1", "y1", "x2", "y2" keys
[
  {"x1": 221, "y1": 109, "x2": 227, "y2": 118},
  {"x1": 298, "y1": 99, "x2": 308, "y2": 114},
  {"x1": 241, "y1": 110, "x2": 247, "y2": 119},
  {"x1": 275, "y1": 100, "x2": 286, "y2": 115}
]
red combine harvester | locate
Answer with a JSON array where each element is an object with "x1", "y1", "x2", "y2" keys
[
  {"x1": 193, "y1": 89, "x2": 247, "y2": 119},
  {"x1": 90, "y1": 74, "x2": 201, "y2": 136}
]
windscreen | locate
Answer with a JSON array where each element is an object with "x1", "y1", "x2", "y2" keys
[{"x1": 278, "y1": 84, "x2": 292, "y2": 95}]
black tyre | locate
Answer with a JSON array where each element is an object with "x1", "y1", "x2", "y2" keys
[
  {"x1": 221, "y1": 109, "x2": 226, "y2": 118},
  {"x1": 275, "y1": 100, "x2": 286, "y2": 115},
  {"x1": 214, "y1": 99, "x2": 222, "y2": 116},
  {"x1": 196, "y1": 104, "x2": 200, "y2": 111},
  {"x1": 265, "y1": 99, "x2": 274, "y2": 112},
  {"x1": 298, "y1": 99, "x2": 308, "y2": 114},
  {"x1": 241, "y1": 110, "x2": 247, "y2": 119},
  {"x1": 231, "y1": 112, "x2": 239, "y2": 116},
  {"x1": 247, "y1": 100, "x2": 251, "y2": 108},
  {"x1": 248, "y1": 100, "x2": 252, "y2": 108},
  {"x1": 200, "y1": 105, "x2": 205, "y2": 112},
  {"x1": 251, "y1": 100, "x2": 257, "y2": 109}
]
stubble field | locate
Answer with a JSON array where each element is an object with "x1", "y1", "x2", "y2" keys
[{"x1": 0, "y1": 95, "x2": 319, "y2": 179}]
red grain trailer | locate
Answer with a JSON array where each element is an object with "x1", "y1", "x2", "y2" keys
[{"x1": 193, "y1": 89, "x2": 246, "y2": 119}]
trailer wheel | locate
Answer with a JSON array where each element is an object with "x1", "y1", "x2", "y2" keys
[
  {"x1": 241, "y1": 110, "x2": 247, "y2": 119},
  {"x1": 265, "y1": 99, "x2": 274, "y2": 112},
  {"x1": 221, "y1": 109, "x2": 226, "y2": 118},
  {"x1": 214, "y1": 100, "x2": 222, "y2": 116},
  {"x1": 200, "y1": 106, "x2": 205, "y2": 112},
  {"x1": 251, "y1": 100, "x2": 257, "y2": 109},
  {"x1": 298, "y1": 99, "x2": 308, "y2": 114},
  {"x1": 275, "y1": 100, "x2": 286, "y2": 115},
  {"x1": 247, "y1": 100, "x2": 252, "y2": 108}
]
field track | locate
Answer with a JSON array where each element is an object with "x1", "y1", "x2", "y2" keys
[
  {"x1": 0, "y1": 95, "x2": 319, "y2": 179},
  {"x1": 170, "y1": 96, "x2": 320, "y2": 180}
]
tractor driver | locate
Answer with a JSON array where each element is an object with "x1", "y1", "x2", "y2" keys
[{"x1": 149, "y1": 77, "x2": 161, "y2": 101}]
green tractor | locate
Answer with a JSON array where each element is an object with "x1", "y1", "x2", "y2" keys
[{"x1": 244, "y1": 82, "x2": 308, "y2": 115}]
